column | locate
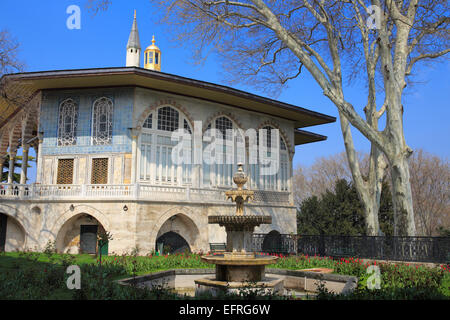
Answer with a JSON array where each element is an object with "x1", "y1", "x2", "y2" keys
[
  {"x1": 0, "y1": 158, "x2": 4, "y2": 183},
  {"x1": 20, "y1": 144, "x2": 29, "y2": 185},
  {"x1": 130, "y1": 129, "x2": 138, "y2": 184},
  {"x1": 35, "y1": 133, "x2": 44, "y2": 183},
  {"x1": 7, "y1": 152, "x2": 16, "y2": 184},
  {"x1": 193, "y1": 120, "x2": 202, "y2": 188}
]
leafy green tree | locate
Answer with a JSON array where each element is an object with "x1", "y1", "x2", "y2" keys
[
  {"x1": 297, "y1": 179, "x2": 394, "y2": 236},
  {"x1": 1, "y1": 155, "x2": 35, "y2": 183}
]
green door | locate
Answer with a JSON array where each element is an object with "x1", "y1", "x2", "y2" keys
[{"x1": 99, "y1": 241, "x2": 108, "y2": 256}]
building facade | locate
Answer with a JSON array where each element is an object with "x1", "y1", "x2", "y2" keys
[{"x1": 0, "y1": 14, "x2": 334, "y2": 255}]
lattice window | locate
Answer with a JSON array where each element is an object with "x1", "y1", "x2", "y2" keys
[
  {"x1": 57, "y1": 159, "x2": 74, "y2": 184},
  {"x1": 92, "y1": 97, "x2": 113, "y2": 145},
  {"x1": 91, "y1": 158, "x2": 108, "y2": 184},
  {"x1": 215, "y1": 117, "x2": 233, "y2": 140},
  {"x1": 183, "y1": 119, "x2": 192, "y2": 134},
  {"x1": 57, "y1": 99, "x2": 78, "y2": 146},
  {"x1": 157, "y1": 106, "x2": 179, "y2": 131},
  {"x1": 143, "y1": 113, "x2": 153, "y2": 129},
  {"x1": 280, "y1": 137, "x2": 287, "y2": 150}
]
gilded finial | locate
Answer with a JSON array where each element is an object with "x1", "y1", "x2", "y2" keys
[
  {"x1": 134, "y1": 10, "x2": 136, "y2": 19},
  {"x1": 152, "y1": 35, "x2": 156, "y2": 45}
]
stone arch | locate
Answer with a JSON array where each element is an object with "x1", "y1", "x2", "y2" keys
[
  {"x1": 156, "y1": 231, "x2": 191, "y2": 254},
  {"x1": 262, "y1": 230, "x2": 282, "y2": 253},
  {"x1": 54, "y1": 209, "x2": 109, "y2": 254},
  {"x1": 136, "y1": 99, "x2": 195, "y2": 131},
  {"x1": 149, "y1": 206, "x2": 202, "y2": 252},
  {"x1": 0, "y1": 205, "x2": 28, "y2": 251},
  {"x1": 257, "y1": 120, "x2": 293, "y2": 159},
  {"x1": 50, "y1": 205, "x2": 110, "y2": 239},
  {"x1": 0, "y1": 204, "x2": 30, "y2": 232}
]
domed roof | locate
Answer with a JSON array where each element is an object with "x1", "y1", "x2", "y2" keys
[{"x1": 145, "y1": 36, "x2": 160, "y2": 52}]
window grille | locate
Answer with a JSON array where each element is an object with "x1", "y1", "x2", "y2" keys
[
  {"x1": 184, "y1": 119, "x2": 192, "y2": 134},
  {"x1": 92, "y1": 97, "x2": 113, "y2": 145},
  {"x1": 215, "y1": 117, "x2": 233, "y2": 140},
  {"x1": 143, "y1": 113, "x2": 153, "y2": 129},
  {"x1": 91, "y1": 158, "x2": 108, "y2": 184},
  {"x1": 157, "y1": 106, "x2": 179, "y2": 132},
  {"x1": 57, "y1": 159, "x2": 74, "y2": 184},
  {"x1": 57, "y1": 99, "x2": 78, "y2": 146}
]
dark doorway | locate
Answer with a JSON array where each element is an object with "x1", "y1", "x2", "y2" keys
[
  {"x1": 156, "y1": 231, "x2": 191, "y2": 254},
  {"x1": 0, "y1": 213, "x2": 7, "y2": 252},
  {"x1": 262, "y1": 230, "x2": 282, "y2": 253},
  {"x1": 80, "y1": 225, "x2": 98, "y2": 254}
]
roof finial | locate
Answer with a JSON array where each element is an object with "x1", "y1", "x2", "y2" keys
[
  {"x1": 152, "y1": 35, "x2": 156, "y2": 45},
  {"x1": 134, "y1": 9, "x2": 136, "y2": 19}
]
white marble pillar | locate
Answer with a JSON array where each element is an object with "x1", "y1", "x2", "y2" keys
[
  {"x1": 7, "y1": 152, "x2": 16, "y2": 184},
  {"x1": 130, "y1": 129, "x2": 139, "y2": 184},
  {"x1": 20, "y1": 144, "x2": 30, "y2": 185},
  {"x1": 0, "y1": 158, "x2": 4, "y2": 182},
  {"x1": 35, "y1": 133, "x2": 44, "y2": 183}
]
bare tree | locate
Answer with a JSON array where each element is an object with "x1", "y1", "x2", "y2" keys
[
  {"x1": 0, "y1": 29, "x2": 23, "y2": 76},
  {"x1": 0, "y1": 29, "x2": 26, "y2": 125},
  {"x1": 409, "y1": 149, "x2": 450, "y2": 236},
  {"x1": 93, "y1": 0, "x2": 449, "y2": 235},
  {"x1": 293, "y1": 151, "x2": 370, "y2": 204},
  {"x1": 86, "y1": 0, "x2": 112, "y2": 15}
]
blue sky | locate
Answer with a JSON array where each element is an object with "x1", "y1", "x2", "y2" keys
[{"x1": 1, "y1": 0, "x2": 449, "y2": 182}]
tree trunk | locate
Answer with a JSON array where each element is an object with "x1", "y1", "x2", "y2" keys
[
  {"x1": 390, "y1": 156, "x2": 416, "y2": 236},
  {"x1": 360, "y1": 191, "x2": 381, "y2": 236},
  {"x1": 338, "y1": 111, "x2": 382, "y2": 236}
]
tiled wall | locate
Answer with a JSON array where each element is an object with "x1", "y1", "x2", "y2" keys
[{"x1": 40, "y1": 88, "x2": 133, "y2": 156}]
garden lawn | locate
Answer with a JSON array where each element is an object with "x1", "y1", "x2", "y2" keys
[{"x1": 0, "y1": 251, "x2": 448, "y2": 299}]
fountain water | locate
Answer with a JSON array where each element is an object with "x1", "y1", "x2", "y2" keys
[{"x1": 194, "y1": 163, "x2": 283, "y2": 296}]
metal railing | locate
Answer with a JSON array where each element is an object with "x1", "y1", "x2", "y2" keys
[
  {"x1": 296, "y1": 235, "x2": 450, "y2": 263},
  {"x1": 248, "y1": 234, "x2": 450, "y2": 263}
]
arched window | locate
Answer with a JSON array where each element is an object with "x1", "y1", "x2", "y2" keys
[
  {"x1": 92, "y1": 97, "x2": 113, "y2": 145},
  {"x1": 57, "y1": 98, "x2": 78, "y2": 146},
  {"x1": 203, "y1": 116, "x2": 244, "y2": 188},
  {"x1": 139, "y1": 106, "x2": 192, "y2": 185},
  {"x1": 249, "y1": 126, "x2": 289, "y2": 191}
]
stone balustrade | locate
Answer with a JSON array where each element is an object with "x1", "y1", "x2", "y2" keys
[{"x1": 0, "y1": 183, "x2": 291, "y2": 205}]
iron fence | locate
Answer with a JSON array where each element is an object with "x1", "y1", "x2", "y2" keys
[
  {"x1": 248, "y1": 234, "x2": 450, "y2": 263},
  {"x1": 252, "y1": 233, "x2": 297, "y2": 254},
  {"x1": 296, "y1": 235, "x2": 450, "y2": 263}
]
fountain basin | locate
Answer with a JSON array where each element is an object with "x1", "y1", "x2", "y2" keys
[
  {"x1": 202, "y1": 254, "x2": 278, "y2": 282},
  {"x1": 117, "y1": 268, "x2": 358, "y2": 298}
]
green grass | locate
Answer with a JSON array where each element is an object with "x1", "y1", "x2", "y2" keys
[{"x1": 0, "y1": 251, "x2": 448, "y2": 300}]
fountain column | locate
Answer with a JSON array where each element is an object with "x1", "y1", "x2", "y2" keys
[{"x1": 195, "y1": 163, "x2": 283, "y2": 296}]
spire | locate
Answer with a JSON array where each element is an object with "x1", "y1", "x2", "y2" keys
[{"x1": 127, "y1": 10, "x2": 141, "y2": 50}]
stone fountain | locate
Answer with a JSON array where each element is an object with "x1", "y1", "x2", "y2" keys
[{"x1": 194, "y1": 163, "x2": 283, "y2": 296}]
